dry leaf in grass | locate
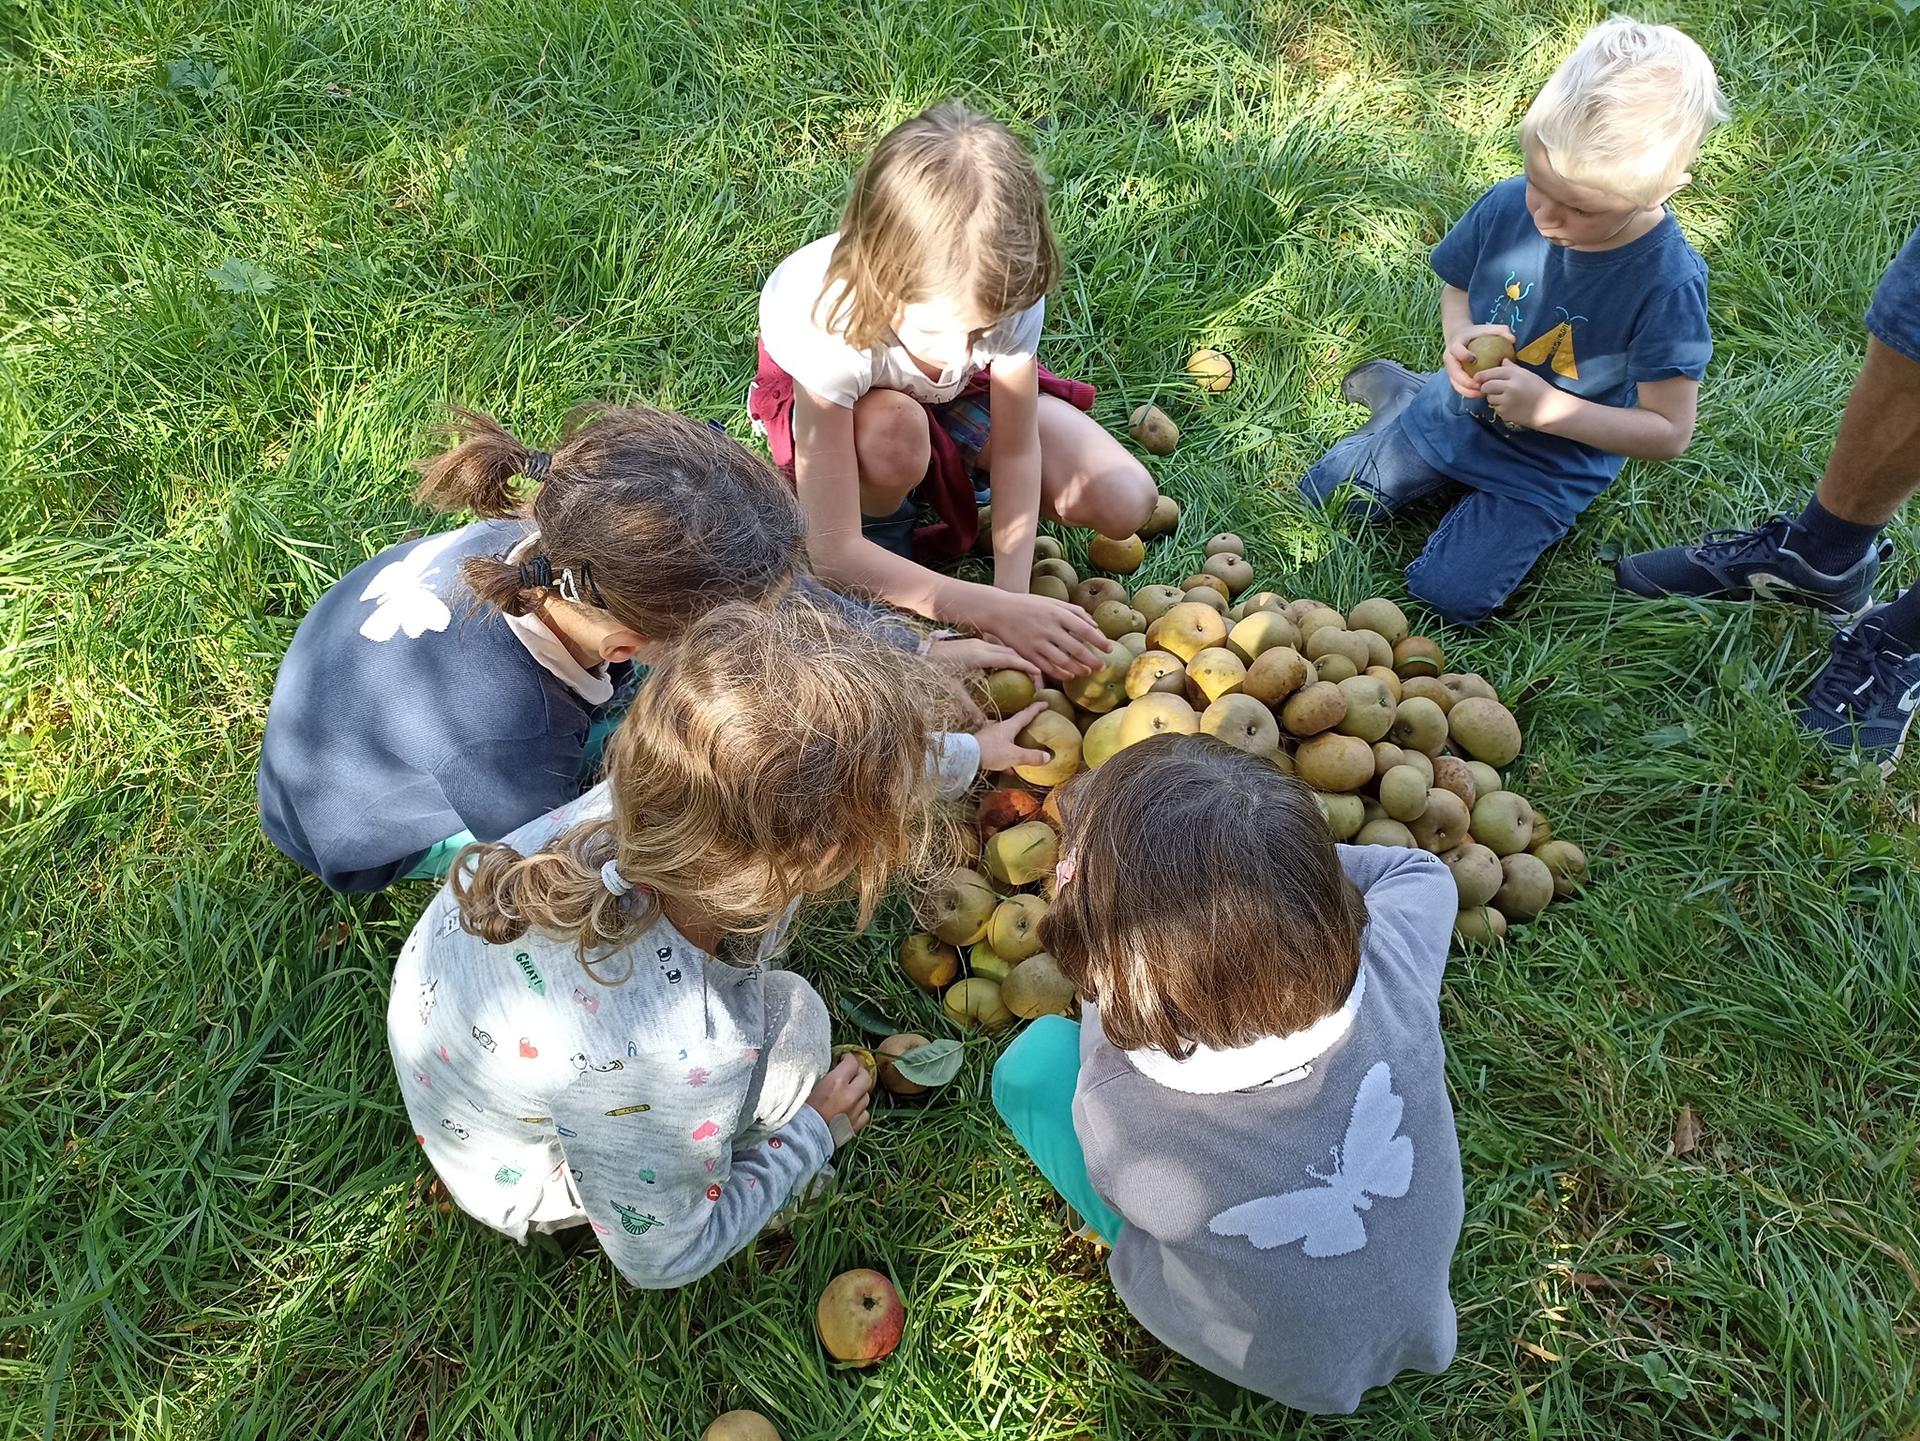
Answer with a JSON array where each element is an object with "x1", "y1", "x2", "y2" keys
[
  {"x1": 315, "y1": 919, "x2": 351, "y2": 952},
  {"x1": 1671, "y1": 1103, "x2": 1701, "y2": 1157}
]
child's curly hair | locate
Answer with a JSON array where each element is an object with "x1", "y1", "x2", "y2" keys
[
  {"x1": 449, "y1": 593, "x2": 953, "y2": 975},
  {"x1": 1042, "y1": 736, "x2": 1369, "y2": 1058},
  {"x1": 822, "y1": 99, "x2": 1060, "y2": 351}
]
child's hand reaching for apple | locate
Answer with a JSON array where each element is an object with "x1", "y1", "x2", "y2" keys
[
  {"x1": 805, "y1": 1054, "x2": 873, "y2": 1143},
  {"x1": 974, "y1": 700, "x2": 1051, "y2": 773},
  {"x1": 926, "y1": 636, "x2": 1042, "y2": 684}
]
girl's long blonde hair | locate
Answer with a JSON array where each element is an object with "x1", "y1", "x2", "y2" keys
[
  {"x1": 450, "y1": 594, "x2": 951, "y2": 974},
  {"x1": 822, "y1": 99, "x2": 1060, "y2": 351}
]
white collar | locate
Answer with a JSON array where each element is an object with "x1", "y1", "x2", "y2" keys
[
  {"x1": 501, "y1": 537, "x2": 613, "y2": 706},
  {"x1": 1123, "y1": 964, "x2": 1367, "y2": 1095}
]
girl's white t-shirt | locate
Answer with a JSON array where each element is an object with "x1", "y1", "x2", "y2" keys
[{"x1": 758, "y1": 233, "x2": 1045, "y2": 410}]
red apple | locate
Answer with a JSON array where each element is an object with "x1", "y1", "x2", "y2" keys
[
  {"x1": 815, "y1": 1268, "x2": 905, "y2": 1367},
  {"x1": 976, "y1": 788, "x2": 1042, "y2": 841}
]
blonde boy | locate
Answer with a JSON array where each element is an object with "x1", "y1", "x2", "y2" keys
[{"x1": 1302, "y1": 18, "x2": 1729, "y2": 625}]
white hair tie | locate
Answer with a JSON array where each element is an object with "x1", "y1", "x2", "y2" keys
[{"x1": 600, "y1": 858, "x2": 634, "y2": 897}]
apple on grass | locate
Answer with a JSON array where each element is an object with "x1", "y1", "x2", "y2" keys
[{"x1": 816, "y1": 1268, "x2": 905, "y2": 1367}]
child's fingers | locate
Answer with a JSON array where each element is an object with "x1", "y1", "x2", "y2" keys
[
  {"x1": 983, "y1": 643, "x2": 1043, "y2": 681},
  {"x1": 1005, "y1": 700, "x2": 1048, "y2": 730},
  {"x1": 1442, "y1": 353, "x2": 1480, "y2": 398}
]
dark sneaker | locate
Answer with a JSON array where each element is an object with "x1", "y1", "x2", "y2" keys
[
  {"x1": 1796, "y1": 603, "x2": 1920, "y2": 773},
  {"x1": 1340, "y1": 359, "x2": 1427, "y2": 434},
  {"x1": 1614, "y1": 515, "x2": 1887, "y2": 618}
]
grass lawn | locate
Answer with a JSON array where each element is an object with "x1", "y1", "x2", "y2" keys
[{"x1": 6, "y1": 0, "x2": 1920, "y2": 1435}]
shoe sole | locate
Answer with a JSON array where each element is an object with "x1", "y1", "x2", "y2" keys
[
  {"x1": 1340, "y1": 360, "x2": 1423, "y2": 409},
  {"x1": 1617, "y1": 566, "x2": 1873, "y2": 625},
  {"x1": 1747, "y1": 572, "x2": 1875, "y2": 624}
]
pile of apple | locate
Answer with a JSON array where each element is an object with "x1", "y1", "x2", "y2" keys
[
  {"x1": 925, "y1": 525, "x2": 1589, "y2": 973},
  {"x1": 904, "y1": 815, "x2": 1073, "y2": 1033}
]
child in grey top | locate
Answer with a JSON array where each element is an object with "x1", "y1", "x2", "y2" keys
[
  {"x1": 995, "y1": 736, "x2": 1462, "y2": 1412},
  {"x1": 389, "y1": 594, "x2": 1028, "y2": 1287}
]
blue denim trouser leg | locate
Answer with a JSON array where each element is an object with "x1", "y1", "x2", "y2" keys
[
  {"x1": 1300, "y1": 416, "x2": 1456, "y2": 516},
  {"x1": 1865, "y1": 223, "x2": 1920, "y2": 364},
  {"x1": 1405, "y1": 489, "x2": 1572, "y2": 627},
  {"x1": 990, "y1": 1016, "x2": 1125, "y2": 1245}
]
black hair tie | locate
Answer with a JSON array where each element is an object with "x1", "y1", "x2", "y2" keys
[
  {"x1": 517, "y1": 555, "x2": 553, "y2": 590},
  {"x1": 522, "y1": 449, "x2": 552, "y2": 481}
]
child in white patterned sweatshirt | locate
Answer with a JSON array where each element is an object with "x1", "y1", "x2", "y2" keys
[{"x1": 389, "y1": 594, "x2": 1023, "y2": 1287}]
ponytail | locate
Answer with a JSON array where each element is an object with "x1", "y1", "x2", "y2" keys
[
  {"x1": 409, "y1": 403, "x2": 807, "y2": 643},
  {"x1": 449, "y1": 816, "x2": 662, "y2": 982},
  {"x1": 461, "y1": 556, "x2": 544, "y2": 618},
  {"x1": 413, "y1": 407, "x2": 544, "y2": 518}
]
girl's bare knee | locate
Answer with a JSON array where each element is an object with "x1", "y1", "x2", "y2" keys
[
  {"x1": 1059, "y1": 456, "x2": 1157, "y2": 537},
  {"x1": 853, "y1": 391, "x2": 931, "y2": 500}
]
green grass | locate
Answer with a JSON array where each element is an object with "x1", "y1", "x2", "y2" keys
[{"x1": 5, "y1": 0, "x2": 1920, "y2": 1436}]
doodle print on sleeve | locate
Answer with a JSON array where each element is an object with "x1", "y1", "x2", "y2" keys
[
  {"x1": 1209, "y1": 1062, "x2": 1414, "y2": 1259},
  {"x1": 612, "y1": 1200, "x2": 662, "y2": 1236}
]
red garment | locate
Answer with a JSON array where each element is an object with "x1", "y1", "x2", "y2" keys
[{"x1": 747, "y1": 339, "x2": 1095, "y2": 564}]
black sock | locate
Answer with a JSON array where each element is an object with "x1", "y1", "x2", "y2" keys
[
  {"x1": 1790, "y1": 495, "x2": 1884, "y2": 575},
  {"x1": 1877, "y1": 586, "x2": 1920, "y2": 651}
]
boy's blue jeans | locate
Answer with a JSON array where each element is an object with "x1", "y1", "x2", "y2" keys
[
  {"x1": 990, "y1": 1016, "x2": 1125, "y2": 1245},
  {"x1": 1300, "y1": 416, "x2": 1570, "y2": 627}
]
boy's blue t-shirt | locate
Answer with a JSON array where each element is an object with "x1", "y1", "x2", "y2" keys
[
  {"x1": 1400, "y1": 175, "x2": 1712, "y2": 524},
  {"x1": 258, "y1": 519, "x2": 615, "y2": 893}
]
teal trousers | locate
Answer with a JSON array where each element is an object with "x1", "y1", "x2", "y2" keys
[{"x1": 991, "y1": 1016, "x2": 1125, "y2": 1245}]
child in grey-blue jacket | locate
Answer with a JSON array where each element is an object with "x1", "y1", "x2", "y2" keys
[{"x1": 994, "y1": 736, "x2": 1462, "y2": 1414}]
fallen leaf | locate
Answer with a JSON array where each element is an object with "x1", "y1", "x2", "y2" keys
[
  {"x1": 207, "y1": 256, "x2": 279, "y2": 295},
  {"x1": 316, "y1": 919, "x2": 351, "y2": 952},
  {"x1": 1671, "y1": 1103, "x2": 1700, "y2": 1157}
]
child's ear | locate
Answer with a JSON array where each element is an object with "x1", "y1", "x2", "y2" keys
[{"x1": 599, "y1": 627, "x2": 651, "y2": 666}]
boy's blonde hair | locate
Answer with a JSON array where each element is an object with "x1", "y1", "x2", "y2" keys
[
  {"x1": 1521, "y1": 17, "x2": 1728, "y2": 208},
  {"x1": 450, "y1": 594, "x2": 955, "y2": 975},
  {"x1": 821, "y1": 100, "x2": 1060, "y2": 351}
]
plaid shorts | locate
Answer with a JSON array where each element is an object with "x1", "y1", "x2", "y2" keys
[{"x1": 932, "y1": 390, "x2": 994, "y2": 503}]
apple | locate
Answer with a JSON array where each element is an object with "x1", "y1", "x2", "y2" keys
[
  {"x1": 816, "y1": 1268, "x2": 905, "y2": 1367},
  {"x1": 943, "y1": 977, "x2": 1014, "y2": 1032},
  {"x1": 988, "y1": 894, "x2": 1049, "y2": 961},
  {"x1": 876, "y1": 1032, "x2": 933, "y2": 1096},
  {"x1": 975, "y1": 788, "x2": 1042, "y2": 840},
  {"x1": 984, "y1": 821, "x2": 1059, "y2": 887},
  {"x1": 702, "y1": 1410, "x2": 781, "y2": 1441},
  {"x1": 898, "y1": 933, "x2": 959, "y2": 991}
]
